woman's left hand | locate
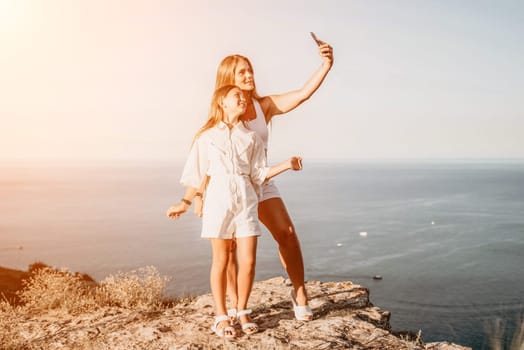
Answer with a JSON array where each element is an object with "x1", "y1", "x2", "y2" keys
[{"x1": 318, "y1": 41, "x2": 334, "y2": 67}]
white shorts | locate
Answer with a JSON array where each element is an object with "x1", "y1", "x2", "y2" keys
[
  {"x1": 201, "y1": 176, "x2": 262, "y2": 239},
  {"x1": 259, "y1": 179, "x2": 281, "y2": 202}
]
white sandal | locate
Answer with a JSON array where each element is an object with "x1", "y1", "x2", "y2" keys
[
  {"x1": 290, "y1": 290, "x2": 313, "y2": 321},
  {"x1": 237, "y1": 309, "x2": 259, "y2": 335},
  {"x1": 227, "y1": 308, "x2": 237, "y2": 324},
  {"x1": 211, "y1": 315, "x2": 236, "y2": 338}
]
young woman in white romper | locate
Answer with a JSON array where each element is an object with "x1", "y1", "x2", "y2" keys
[
  {"x1": 167, "y1": 85, "x2": 303, "y2": 338},
  {"x1": 195, "y1": 35, "x2": 334, "y2": 322}
]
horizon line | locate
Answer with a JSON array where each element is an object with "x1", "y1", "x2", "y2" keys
[{"x1": 2, "y1": 157, "x2": 524, "y2": 166}]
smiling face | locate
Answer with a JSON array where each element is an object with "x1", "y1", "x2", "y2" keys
[
  {"x1": 234, "y1": 59, "x2": 255, "y2": 91},
  {"x1": 221, "y1": 87, "x2": 247, "y2": 122}
]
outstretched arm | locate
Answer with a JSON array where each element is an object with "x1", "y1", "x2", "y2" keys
[
  {"x1": 265, "y1": 156, "x2": 303, "y2": 180},
  {"x1": 261, "y1": 39, "x2": 334, "y2": 122},
  {"x1": 250, "y1": 133, "x2": 303, "y2": 184}
]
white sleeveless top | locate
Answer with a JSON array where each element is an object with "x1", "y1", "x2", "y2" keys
[
  {"x1": 244, "y1": 98, "x2": 281, "y2": 201},
  {"x1": 245, "y1": 99, "x2": 269, "y2": 152}
]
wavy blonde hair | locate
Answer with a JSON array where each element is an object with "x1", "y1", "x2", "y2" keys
[
  {"x1": 215, "y1": 55, "x2": 260, "y2": 100},
  {"x1": 194, "y1": 85, "x2": 238, "y2": 141}
]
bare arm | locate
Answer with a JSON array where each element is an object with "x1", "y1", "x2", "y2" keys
[
  {"x1": 166, "y1": 186, "x2": 199, "y2": 220},
  {"x1": 261, "y1": 40, "x2": 334, "y2": 122},
  {"x1": 265, "y1": 156, "x2": 303, "y2": 180},
  {"x1": 193, "y1": 175, "x2": 209, "y2": 217},
  {"x1": 173, "y1": 159, "x2": 300, "y2": 218}
]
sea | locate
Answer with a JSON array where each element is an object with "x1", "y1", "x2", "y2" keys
[{"x1": 1, "y1": 160, "x2": 523, "y2": 349}]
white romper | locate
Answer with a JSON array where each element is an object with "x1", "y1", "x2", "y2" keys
[
  {"x1": 245, "y1": 99, "x2": 281, "y2": 202},
  {"x1": 180, "y1": 121, "x2": 270, "y2": 239}
]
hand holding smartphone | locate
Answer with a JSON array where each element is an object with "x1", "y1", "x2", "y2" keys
[{"x1": 310, "y1": 32, "x2": 323, "y2": 47}]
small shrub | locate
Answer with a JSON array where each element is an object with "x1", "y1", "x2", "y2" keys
[
  {"x1": 485, "y1": 316, "x2": 524, "y2": 350},
  {"x1": 509, "y1": 320, "x2": 524, "y2": 350},
  {"x1": 17, "y1": 267, "x2": 97, "y2": 314},
  {"x1": 97, "y1": 266, "x2": 169, "y2": 311},
  {"x1": 28, "y1": 261, "x2": 50, "y2": 274},
  {"x1": 398, "y1": 330, "x2": 423, "y2": 350}
]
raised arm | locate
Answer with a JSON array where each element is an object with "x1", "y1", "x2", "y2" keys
[{"x1": 261, "y1": 40, "x2": 333, "y2": 122}]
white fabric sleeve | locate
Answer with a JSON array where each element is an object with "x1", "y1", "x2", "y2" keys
[
  {"x1": 179, "y1": 136, "x2": 208, "y2": 188},
  {"x1": 250, "y1": 134, "x2": 270, "y2": 186}
]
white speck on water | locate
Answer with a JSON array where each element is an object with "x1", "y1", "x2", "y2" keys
[
  {"x1": 359, "y1": 232, "x2": 368, "y2": 237},
  {"x1": 337, "y1": 243, "x2": 343, "y2": 247},
  {"x1": 431, "y1": 221, "x2": 435, "y2": 225}
]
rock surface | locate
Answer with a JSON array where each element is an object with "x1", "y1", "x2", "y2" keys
[{"x1": 6, "y1": 276, "x2": 471, "y2": 349}]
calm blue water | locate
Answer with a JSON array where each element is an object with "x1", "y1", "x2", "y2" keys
[{"x1": 1, "y1": 161, "x2": 523, "y2": 349}]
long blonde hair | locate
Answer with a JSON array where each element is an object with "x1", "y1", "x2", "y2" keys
[
  {"x1": 215, "y1": 55, "x2": 260, "y2": 100},
  {"x1": 194, "y1": 85, "x2": 238, "y2": 141}
]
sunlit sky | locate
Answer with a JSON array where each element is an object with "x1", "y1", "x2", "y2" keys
[{"x1": 1, "y1": 0, "x2": 523, "y2": 162}]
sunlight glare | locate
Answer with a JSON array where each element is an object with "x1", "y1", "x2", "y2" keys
[{"x1": 0, "y1": 0, "x2": 28, "y2": 32}]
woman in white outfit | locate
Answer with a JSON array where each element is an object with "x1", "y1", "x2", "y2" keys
[
  {"x1": 167, "y1": 85, "x2": 303, "y2": 338},
  {"x1": 195, "y1": 35, "x2": 333, "y2": 322}
]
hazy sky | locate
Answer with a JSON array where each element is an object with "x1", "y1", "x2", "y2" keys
[{"x1": 1, "y1": 0, "x2": 523, "y2": 162}]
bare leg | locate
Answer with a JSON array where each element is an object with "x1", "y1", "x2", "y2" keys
[
  {"x1": 258, "y1": 197, "x2": 311, "y2": 317},
  {"x1": 210, "y1": 238, "x2": 236, "y2": 336},
  {"x1": 235, "y1": 236, "x2": 258, "y2": 332},
  {"x1": 226, "y1": 240, "x2": 238, "y2": 313}
]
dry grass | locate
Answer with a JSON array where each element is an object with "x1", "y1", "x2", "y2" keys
[
  {"x1": 0, "y1": 265, "x2": 172, "y2": 349},
  {"x1": 97, "y1": 266, "x2": 169, "y2": 311},
  {"x1": 0, "y1": 300, "x2": 27, "y2": 350},
  {"x1": 398, "y1": 330, "x2": 423, "y2": 350},
  {"x1": 18, "y1": 267, "x2": 98, "y2": 314},
  {"x1": 485, "y1": 316, "x2": 524, "y2": 350},
  {"x1": 15, "y1": 265, "x2": 169, "y2": 314}
]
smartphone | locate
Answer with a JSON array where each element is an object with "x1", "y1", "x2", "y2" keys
[{"x1": 310, "y1": 32, "x2": 322, "y2": 47}]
